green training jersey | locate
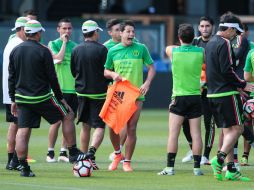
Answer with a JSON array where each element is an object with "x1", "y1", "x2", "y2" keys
[
  {"x1": 48, "y1": 38, "x2": 77, "y2": 93},
  {"x1": 244, "y1": 49, "x2": 254, "y2": 97},
  {"x1": 171, "y1": 45, "x2": 203, "y2": 97},
  {"x1": 105, "y1": 42, "x2": 153, "y2": 100},
  {"x1": 103, "y1": 39, "x2": 119, "y2": 50}
]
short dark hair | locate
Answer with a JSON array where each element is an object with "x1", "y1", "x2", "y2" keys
[
  {"x1": 219, "y1": 12, "x2": 242, "y2": 31},
  {"x1": 25, "y1": 32, "x2": 37, "y2": 38},
  {"x1": 58, "y1": 18, "x2": 71, "y2": 27},
  {"x1": 199, "y1": 16, "x2": 214, "y2": 26},
  {"x1": 178, "y1": 23, "x2": 194, "y2": 44},
  {"x1": 23, "y1": 9, "x2": 38, "y2": 17},
  {"x1": 83, "y1": 30, "x2": 96, "y2": 38},
  {"x1": 106, "y1": 19, "x2": 121, "y2": 30},
  {"x1": 242, "y1": 23, "x2": 249, "y2": 32},
  {"x1": 120, "y1": 20, "x2": 135, "y2": 32}
]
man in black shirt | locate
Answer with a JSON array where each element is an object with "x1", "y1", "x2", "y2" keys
[
  {"x1": 71, "y1": 20, "x2": 109, "y2": 170},
  {"x1": 205, "y1": 12, "x2": 254, "y2": 182},
  {"x1": 182, "y1": 16, "x2": 217, "y2": 165},
  {"x1": 9, "y1": 20, "x2": 85, "y2": 177}
]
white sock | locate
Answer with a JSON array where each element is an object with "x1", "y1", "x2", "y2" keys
[
  {"x1": 114, "y1": 149, "x2": 121, "y2": 154},
  {"x1": 60, "y1": 148, "x2": 67, "y2": 152},
  {"x1": 48, "y1": 148, "x2": 54, "y2": 151}
]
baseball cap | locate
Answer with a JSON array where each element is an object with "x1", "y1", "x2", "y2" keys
[
  {"x1": 219, "y1": 22, "x2": 243, "y2": 33},
  {"x1": 11, "y1": 17, "x2": 30, "y2": 31},
  {"x1": 24, "y1": 20, "x2": 45, "y2": 34},
  {"x1": 82, "y1": 20, "x2": 103, "y2": 34}
]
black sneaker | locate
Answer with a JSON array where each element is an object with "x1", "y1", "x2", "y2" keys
[
  {"x1": 20, "y1": 166, "x2": 35, "y2": 177},
  {"x1": 8, "y1": 160, "x2": 23, "y2": 171},
  {"x1": 69, "y1": 151, "x2": 86, "y2": 163}
]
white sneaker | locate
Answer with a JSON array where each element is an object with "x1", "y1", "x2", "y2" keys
[
  {"x1": 46, "y1": 156, "x2": 56, "y2": 163},
  {"x1": 200, "y1": 156, "x2": 210, "y2": 165},
  {"x1": 193, "y1": 168, "x2": 204, "y2": 176},
  {"x1": 58, "y1": 156, "x2": 69, "y2": 163},
  {"x1": 157, "y1": 167, "x2": 175, "y2": 175},
  {"x1": 182, "y1": 150, "x2": 193, "y2": 163}
]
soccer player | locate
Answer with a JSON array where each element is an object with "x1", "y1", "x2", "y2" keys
[
  {"x1": 103, "y1": 18, "x2": 127, "y2": 161},
  {"x1": 229, "y1": 18, "x2": 251, "y2": 169},
  {"x1": 71, "y1": 20, "x2": 109, "y2": 170},
  {"x1": 3, "y1": 16, "x2": 30, "y2": 171},
  {"x1": 158, "y1": 23, "x2": 204, "y2": 176},
  {"x1": 104, "y1": 18, "x2": 122, "y2": 49},
  {"x1": 205, "y1": 12, "x2": 254, "y2": 181},
  {"x1": 8, "y1": 9, "x2": 38, "y2": 41},
  {"x1": 47, "y1": 18, "x2": 77, "y2": 163},
  {"x1": 8, "y1": 20, "x2": 85, "y2": 177},
  {"x1": 242, "y1": 44, "x2": 254, "y2": 166},
  {"x1": 182, "y1": 16, "x2": 216, "y2": 165},
  {"x1": 104, "y1": 20, "x2": 155, "y2": 172}
]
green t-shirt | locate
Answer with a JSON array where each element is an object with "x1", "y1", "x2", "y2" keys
[
  {"x1": 171, "y1": 45, "x2": 203, "y2": 97},
  {"x1": 104, "y1": 42, "x2": 153, "y2": 100},
  {"x1": 48, "y1": 38, "x2": 77, "y2": 93},
  {"x1": 244, "y1": 49, "x2": 254, "y2": 96},
  {"x1": 103, "y1": 39, "x2": 119, "y2": 50}
]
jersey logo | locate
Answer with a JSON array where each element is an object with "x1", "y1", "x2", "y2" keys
[
  {"x1": 113, "y1": 91, "x2": 125, "y2": 103},
  {"x1": 133, "y1": 50, "x2": 139, "y2": 56}
]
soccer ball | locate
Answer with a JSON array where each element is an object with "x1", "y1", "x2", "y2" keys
[
  {"x1": 243, "y1": 99, "x2": 254, "y2": 119},
  {"x1": 243, "y1": 99, "x2": 254, "y2": 114},
  {"x1": 73, "y1": 160, "x2": 93, "y2": 177}
]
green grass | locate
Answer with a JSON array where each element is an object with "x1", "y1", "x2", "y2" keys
[{"x1": 0, "y1": 109, "x2": 254, "y2": 190}]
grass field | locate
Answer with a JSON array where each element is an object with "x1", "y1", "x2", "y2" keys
[{"x1": 0, "y1": 109, "x2": 254, "y2": 190}]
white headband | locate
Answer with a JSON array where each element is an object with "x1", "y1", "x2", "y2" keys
[{"x1": 219, "y1": 23, "x2": 243, "y2": 33}]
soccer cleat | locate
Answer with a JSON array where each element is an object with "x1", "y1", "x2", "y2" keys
[
  {"x1": 225, "y1": 171, "x2": 251, "y2": 182},
  {"x1": 58, "y1": 151, "x2": 69, "y2": 163},
  {"x1": 240, "y1": 157, "x2": 249, "y2": 166},
  {"x1": 69, "y1": 151, "x2": 86, "y2": 164},
  {"x1": 109, "y1": 151, "x2": 125, "y2": 163},
  {"x1": 20, "y1": 166, "x2": 35, "y2": 177},
  {"x1": 108, "y1": 153, "x2": 124, "y2": 171},
  {"x1": 58, "y1": 155, "x2": 69, "y2": 163},
  {"x1": 90, "y1": 159, "x2": 99, "y2": 170},
  {"x1": 223, "y1": 162, "x2": 240, "y2": 172},
  {"x1": 157, "y1": 167, "x2": 175, "y2": 175},
  {"x1": 200, "y1": 156, "x2": 211, "y2": 165},
  {"x1": 109, "y1": 152, "x2": 115, "y2": 161},
  {"x1": 210, "y1": 156, "x2": 223, "y2": 181},
  {"x1": 182, "y1": 150, "x2": 193, "y2": 163},
  {"x1": 46, "y1": 151, "x2": 56, "y2": 163},
  {"x1": 123, "y1": 162, "x2": 133, "y2": 172},
  {"x1": 46, "y1": 156, "x2": 56, "y2": 163},
  {"x1": 6, "y1": 162, "x2": 12, "y2": 170},
  {"x1": 193, "y1": 168, "x2": 204, "y2": 176},
  {"x1": 8, "y1": 160, "x2": 23, "y2": 171},
  {"x1": 27, "y1": 156, "x2": 36, "y2": 163}
]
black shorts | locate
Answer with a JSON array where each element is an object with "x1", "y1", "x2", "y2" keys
[
  {"x1": 77, "y1": 97, "x2": 105, "y2": 128},
  {"x1": 17, "y1": 97, "x2": 68, "y2": 128},
  {"x1": 169, "y1": 95, "x2": 202, "y2": 119},
  {"x1": 208, "y1": 94, "x2": 243, "y2": 128},
  {"x1": 5, "y1": 104, "x2": 17, "y2": 124},
  {"x1": 63, "y1": 93, "x2": 78, "y2": 116}
]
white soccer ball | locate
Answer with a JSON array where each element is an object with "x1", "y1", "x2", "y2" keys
[
  {"x1": 243, "y1": 99, "x2": 254, "y2": 119},
  {"x1": 73, "y1": 160, "x2": 93, "y2": 177}
]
